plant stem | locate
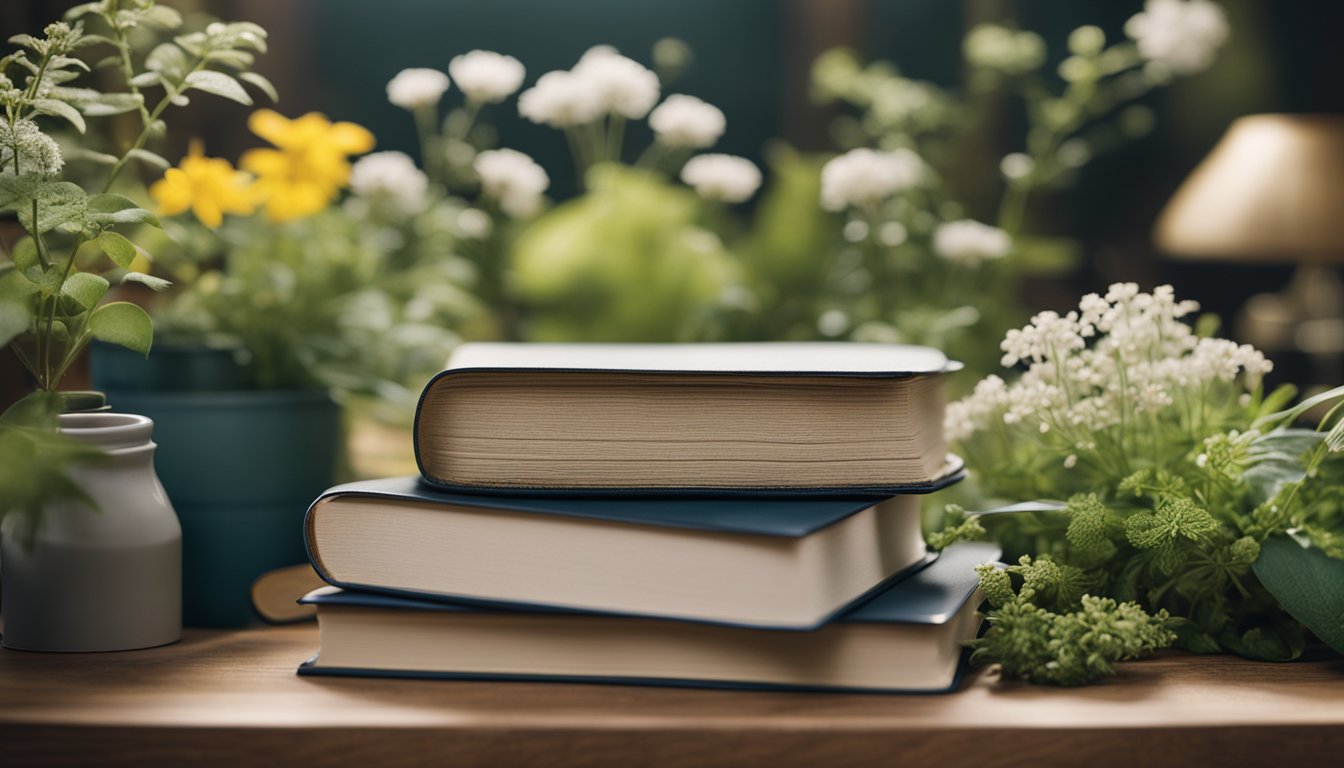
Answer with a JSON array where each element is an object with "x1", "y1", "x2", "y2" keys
[{"x1": 103, "y1": 56, "x2": 208, "y2": 192}]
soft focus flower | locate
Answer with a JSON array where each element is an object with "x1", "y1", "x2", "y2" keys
[
  {"x1": 648, "y1": 94, "x2": 725, "y2": 148},
  {"x1": 241, "y1": 110, "x2": 375, "y2": 222},
  {"x1": 964, "y1": 24, "x2": 1047, "y2": 75},
  {"x1": 680, "y1": 154, "x2": 761, "y2": 203},
  {"x1": 571, "y1": 46, "x2": 660, "y2": 119},
  {"x1": 1125, "y1": 0, "x2": 1229, "y2": 75},
  {"x1": 150, "y1": 141, "x2": 255, "y2": 228},
  {"x1": 820, "y1": 148, "x2": 923, "y2": 211},
  {"x1": 449, "y1": 51, "x2": 525, "y2": 104},
  {"x1": 518, "y1": 70, "x2": 603, "y2": 127},
  {"x1": 0, "y1": 119, "x2": 63, "y2": 176},
  {"x1": 386, "y1": 68, "x2": 451, "y2": 109},
  {"x1": 933, "y1": 219, "x2": 1012, "y2": 265},
  {"x1": 474, "y1": 148, "x2": 549, "y2": 218},
  {"x1": 349, "y1": 151, "x2": 428, "y2": 215},
  {"x1": 1000, "y1": 153, "x2": 1035, "y2": 182},
  {"x1": 456, "y1": 208, "x2": 492, "y2": 239}
]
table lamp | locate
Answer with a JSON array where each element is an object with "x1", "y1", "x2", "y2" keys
[{"x1": 1155, "y1": 113, "x2": 1344, "y2": 382}]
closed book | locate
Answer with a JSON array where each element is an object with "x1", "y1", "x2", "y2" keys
[
  {"x1": 297, "y1": 542, "x2": 1000, "y2": 693},
  {"x1": 304, "y1": 475, "x2": 960, "y2": 629},
  {"x1": 414, "y1": 342, "x2": 962, "y2": 495}
]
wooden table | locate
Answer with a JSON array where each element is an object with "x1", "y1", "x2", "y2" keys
[{"x1": 3, "y1": 625, "x2": 1342, "y2": 767}]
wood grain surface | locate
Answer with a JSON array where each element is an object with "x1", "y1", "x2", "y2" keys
[{"x1": 3, "y1": 624, "x2": 1342, "y2": 767}]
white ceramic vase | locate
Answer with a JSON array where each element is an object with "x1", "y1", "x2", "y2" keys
[{"x1": 1, "y1": 412, "x2": 182, "y2": 652}]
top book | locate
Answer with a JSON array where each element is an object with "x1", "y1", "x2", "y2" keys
[{"x1": 414, "y1": 342, "x2": 962, "y2": 495}]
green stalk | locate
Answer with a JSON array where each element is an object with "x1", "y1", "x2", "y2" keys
[{"x1": 103, "y1": 55, "x2": 209, "y2": 191}]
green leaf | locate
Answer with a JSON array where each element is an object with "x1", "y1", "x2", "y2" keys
[
  {"x1": 183, "y1": 70, "x2": 252, "y2": 105},
  {"x1": 30, "y1": 99, "x2": 87, "y2": 133},
  {"x1": 59, "y1": 271, "x2": 110, "y2": 310},
  {"x1": 126, "y1": 148, "x2": 170, "y2": 170},
  {"x1": 129, "y1": 71, "x2": 161, "y2": 88},
  {"x1": 0, "y1": 297, "x2": 32, "y2": 347},
  {"x1": 1253, "y1": 535, "x2": 1344, "y2": 654},
  {"x1": 120, "y1": 272, "x2": 171, "y2": 291},
  {"x1": 97, "y1": 231, "x2": 137, "y2": 269},
  {"x1": 10, "y1": 237, "x2": 39, "y2": 273},
  {"x1": 78, "y1": 92, "x2": 143, "y2": 117},
  {"x1": 145, "y1": 43, "x2": 188, "y2": 77},
  {"x1": 205, "y1": 49, "x2": 255, "y2": 69},
  {"x1": 88, "y1": 301, "x2": 153, "y2": 356},
  {"x1": 86, "y1": 193, "x2": 161, "y2": 228},
  {"x1": 0, "y1": 267, "x2": 41, "y2": 300},
  {"x1": 0, "y1": 175, "x2": 40, "y2": 211},
  {"x1": 7, "y1": 34, "x2": 39, "y2": 48},
  {"x1": 141, "y1": 5, "x2": 184, "y2": 28},
  {"x1": 239, "y1": 71, "x2": 278, "y2": 101},
  {"x1": 63, "y1": 2, "x2": 104, "y2": 20},
  {"x1": 62, "y1": 146, "x2": 119, "y2": 165},
  {"x1": 18, "y1": 182, "x2": 88, "y2": 234}
]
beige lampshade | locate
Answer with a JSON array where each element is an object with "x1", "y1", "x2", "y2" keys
[{"x1": 1155, "y1": 114, "x2": 1344, "y2": 262}]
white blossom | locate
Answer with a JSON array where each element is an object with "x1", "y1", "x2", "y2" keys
[
  {"x1": 474, "y1": 148, "x2": 549, "y2": 218},
  {"x1": 386, "y1": 68, "x2": 450, "y2": 109},
  {"x1": 680, "y1": 154, "x2": 761, "y2": 203},
  {"x1": 571, "y1": 46, "x2": 660, "y2": 119},
  {"x1": 456, "y1": 208, "x2": 492, "y2": 239},
  {"x1": 449, "y1": 51, "x2": 526, "y2": 104},
  {"x1": 349, "y1": 151, "x2": 429, "y2": 215},
  {"x1": 1125, "y1": 0, "x2": 1229, "y2": 76},
  {"x1": 648, "y1": 95, "x2": 725, "y2": 149},
  {"x1": 946, "y1": 284, "x2": 1274, "y2": 446},
  {"x1": 933, "y1": 219, "x2": 1012, "y2": 265},
  {"x1": 518, "y1": 70, "x2": 603, "y2": 127},
  {"x1": 820, "y1": 148, "x2": 923, "y2": 211}
]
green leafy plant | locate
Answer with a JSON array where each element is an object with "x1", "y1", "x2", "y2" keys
[
  {"x1": 0, "y1": 0, "x2": 271, "y2": 535},
  {"x1": 937, "y1": 283, "x2": 1344, "y2": 684}
]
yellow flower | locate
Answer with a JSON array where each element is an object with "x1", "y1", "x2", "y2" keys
[
  {"x1": 240, "y1": 110, "x2": 375, "y2": 223},
  {"x1": 149, "y1": 141, "x2": 256, "y2": 228}
]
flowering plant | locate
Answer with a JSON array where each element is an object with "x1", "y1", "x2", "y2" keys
[
  {"x1": 146, "y1": 109, "x2": 473, "y2": 401},
  {"x1": 0, "y1": 1, "x2": 272, "y2": 538},
  {"x1": 378, "y1": 43, "x2": 760, "y2": 343},
  {"x1": 783, "y1": 0, "x2": 1230, "y2": 374},
  {"x1": 939, "y1": 284, "x2": 1344, "y2": 684}
]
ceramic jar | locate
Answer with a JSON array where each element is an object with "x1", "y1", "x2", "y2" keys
[{"x1": 1, "y1": 412, "x2": 182, "y2": 652}]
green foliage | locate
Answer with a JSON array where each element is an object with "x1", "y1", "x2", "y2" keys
[
  {"x1": 511, "y1": 166, "x2": 739, "y2": 342},
  {"x1": 0, "y1": 392, "x2": 107, "y2": 549},
  {"x1": 972, "y1": 558, "x2": 1176, "y2": 686},
  {"x1": 1254, "y1": 535, "x2": 1344, "y2": 655},
  {"x1": 927, "y1": 504, "x2": 987, "y2": 550}
]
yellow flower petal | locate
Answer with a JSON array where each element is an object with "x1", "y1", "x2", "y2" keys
[
  {"x1": 247, "y1": 109, "x2": 293, "y2": 147},
  {"x1": 328, "y1": 122, "x2": 376, "y2": 154}
]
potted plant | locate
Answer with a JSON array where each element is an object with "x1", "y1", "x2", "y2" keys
[
  {"x1": 0, "y1": 1, "x2": 273, "y2": 650},
  {"x1": 90, "y1": 106, "x2": 475, "y2": 626}
]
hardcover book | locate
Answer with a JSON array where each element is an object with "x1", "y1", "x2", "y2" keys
[
  {"x1": 413, "y1": 342, "x2": 962, "y2": 495},
  {"x1": 298, "y1": 542, "x2": 1001, "y2": 693},
  {"x1": 304, "y1": 475, "x2": 960, "y2": 629}
]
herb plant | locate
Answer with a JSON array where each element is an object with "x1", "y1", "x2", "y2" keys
[{"x1": 939, "y1": 284, "x2": 1344, "y2": 684}]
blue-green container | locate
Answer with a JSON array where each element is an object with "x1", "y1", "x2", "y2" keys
[{"x1": 91, "y1": 343, "x2": 341, "y2": 627}]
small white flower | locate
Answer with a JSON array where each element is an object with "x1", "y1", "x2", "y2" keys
[
  {"x1": 842, "y1": 220, "x2": 869, "y2": 242},
  {"x1": 819, "y1": 148, "x2": 923, "y2": 211},
  {"x1": 571, "y1": 46, "x2": 660, "y2": 119},
  {"x1": 817, "y1": 309, "x2": 849, "y2": 337},
  {"x1": 449, "y1": 50, "x2": 526, "y2": 104},
  {"x1": 0, "y1": 119, "x2": 62, "y2": 175},
  {"x1": 386, "y1": 68, "x2": 450, "y2": 109},
  {"x1": 648, "y1": 94, "x2": 726, "y2": 149},
  {"x1": 1063, "y1": 454, "x2": 1078, "y2": 469},
  {"x1": 474, "y1": 149, "x2": 549, "y2": 218},
  {"x1": 934, "y1": 219, "x2": 1012, "y2": 265},
  {"x1": 878, "y1": 222, "x2": 908, "y2": 247},
  {"x1": 1000, "y1": 153, "x2": 1035, "y2": 181},
  {"x1": 1125, "y1": 0, "x2": 1229, "y2": 76},
  {"x1": 456, "y1": 208, "x2": 493, "y2": 239},
  {"x1": 349, "y1": 152, "x2": 429, "y2": 215},
  {"x1": 680, "y1": 154, "x2": 762, "y2": 203},
  {"x1": 518, "y1": 70, "x2": 603, "y2": 127}
]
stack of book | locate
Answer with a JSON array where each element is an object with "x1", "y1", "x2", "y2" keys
[{"x1": 298, "y1": 342, "x2": 999, "y2": 693}]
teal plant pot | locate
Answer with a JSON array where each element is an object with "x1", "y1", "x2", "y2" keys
[{"x1": 91, "y1": 343, "x2": 341, "y2": 627}]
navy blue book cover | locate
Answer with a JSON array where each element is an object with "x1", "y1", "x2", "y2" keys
[
  {"x1": 305, "y1": 476, "x2": 948, "y2": 629},
  {"x1": 298, "y1": 541, "x2": 1001, "y2": 693}
]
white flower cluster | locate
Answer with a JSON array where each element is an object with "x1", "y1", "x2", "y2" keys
[
  {"x1": 1125, "y1": 0, "x2": 1230, "y2": 76},
  {"x1": 649, "y1": 94, "x2": 725, "y2": 149},
  {"x1": 519, "y1": 46, "x2": 659, "y2": 127},
  {"x1": 449, "y1": 51, "x2": 526, "y2": 104},
  {"x1": 386, "y1": 68, "x2": 450, "y2": 109},
  {"x1": 473, "y1": 148, "x2": 550, "y2": 218},
  {"x1": 349, "y1": 151, "x2": 430, "y2": 215},
  {"x1": 933, "y1": 219, "x2": 1012, "y2": 265},
  {"x1": 680, "y1": 154, "x2": 761, "y2": 203},
  {"x1": 945, "y1": 284, "x2": 1273, "y2": 443},
  {"x1": 819, "y1": 148, "x2": 923, "y2": 211}
]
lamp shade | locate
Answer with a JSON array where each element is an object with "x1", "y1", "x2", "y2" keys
[{"x1": 1155, "y1": 114, "x2": 1344, "y2": 262}]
